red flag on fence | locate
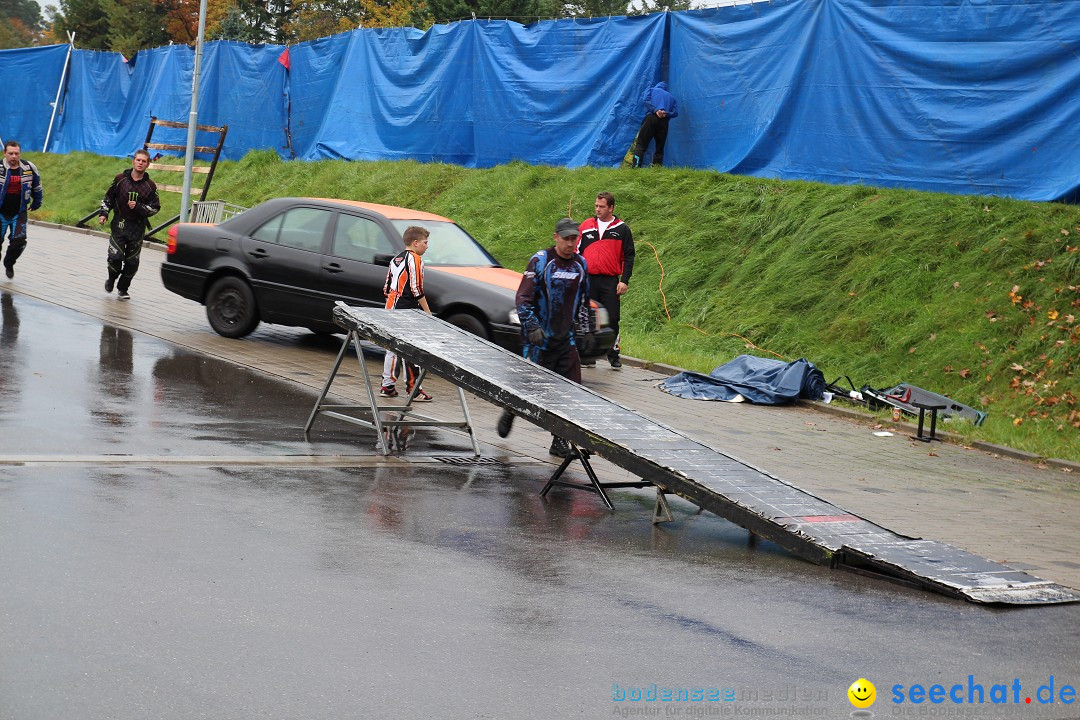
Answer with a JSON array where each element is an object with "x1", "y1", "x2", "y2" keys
[{"x1": 278, "y1": 47, "x2": 290, "y2": 71}]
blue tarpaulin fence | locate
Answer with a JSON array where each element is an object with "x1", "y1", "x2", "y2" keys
[{"x1": 2, "y1": 0, "x2": 1077, "y2": 200}]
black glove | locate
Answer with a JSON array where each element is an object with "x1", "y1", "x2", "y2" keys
[
  {"x1": 527, "y1": 326, "x2": 545, "y2": 346},
  {"x1": 579, "y1": 332, "x2": 596, "y2": 356}
]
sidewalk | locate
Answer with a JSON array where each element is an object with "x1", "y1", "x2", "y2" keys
[{"x1": 8, "y1": 222, "x2": 1080, "y2": 592}]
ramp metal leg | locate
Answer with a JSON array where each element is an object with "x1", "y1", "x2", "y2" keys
[
  {"x1": 540, "y1": 445, "x2": 654, "y2": 510},
  {"x1": 653, "y1": 488, "x2": 674, "y2": 524},
  {"x1": 540, "y1": 447, "x2": 614, "y2": 510},
  {"x1": 355, "y1": 334, "x2": 391, "y2": 455},
  {"x1": 305, "y1": 329, "x2": 477, "y2": 456},
  {"x1": 456, "y1": 386, "x2": 481, "y2": 457},
  {"x1": 912, "y1": 401, "x2": 945, "y2": 443},
  {"x1": 303, "y1": 329, "x2": 352, "y2": 438},
  {"x1": 402, "y1": 367, "x2": 427, "y2": 406},
  {"x1": 302, "y1": 330, "x2": 390, "y2": 455}
]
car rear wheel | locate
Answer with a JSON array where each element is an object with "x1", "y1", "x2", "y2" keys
[
  {"x1": 206, "y1": 276, "x2": 260, "y2": 338},
  {"x1": 445, "y1": 312, "x2": 490, "y2": 340}
]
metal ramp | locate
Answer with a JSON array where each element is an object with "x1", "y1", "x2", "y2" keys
[{"x1": 330, "y1": 305, "x2": 1080, "y2": 606}]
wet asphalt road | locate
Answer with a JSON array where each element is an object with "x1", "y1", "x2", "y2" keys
[{"x1": 2, "y1": 292, "x2": 1079, "y2": 719}]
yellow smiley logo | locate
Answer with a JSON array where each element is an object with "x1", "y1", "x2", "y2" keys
[{"x1": 848, "y1": 678, "x2": 876, "y2": 708}]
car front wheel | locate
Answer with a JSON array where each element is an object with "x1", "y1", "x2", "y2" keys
[
  {"x1": 445, "y1": 312, "x2": 490, "y2": 340},
  {"x1": 206, "y1": 276, "x2": 260, "y2": 338}
]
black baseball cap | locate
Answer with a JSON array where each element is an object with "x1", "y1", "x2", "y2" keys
[{"x1": 555, "y1": 217, "x2": 579, "y2": 238}]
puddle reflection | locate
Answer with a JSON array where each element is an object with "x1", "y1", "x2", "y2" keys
[{"x1": 0, "y1": 292, "x2": 19, "y2": 399}]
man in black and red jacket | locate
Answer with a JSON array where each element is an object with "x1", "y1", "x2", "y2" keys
[{"x1": 577, "y1": 191, "x2": 634, "y2": 369}]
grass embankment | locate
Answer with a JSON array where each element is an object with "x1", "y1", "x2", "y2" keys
[{"x1": 29, "y1": 150, "x2": 1080, "y2": 462}]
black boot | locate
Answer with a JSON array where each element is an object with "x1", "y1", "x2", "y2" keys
[
  {"x1": 496, "y1": 409, "x2": 515, "y2": 438},
  {"x1": 549, "y1": 436, "x2": 573, "y2": 458}
]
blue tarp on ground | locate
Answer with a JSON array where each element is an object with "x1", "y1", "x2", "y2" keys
[
  {"x1": 660, "y1": 355, "x2": 826, "y2": 404},
  {"x1": 9, "y1": 0, "x2": 1080, "y2": 200},
  {"x1": 667, "y1": 0, "x2": 1080, "y2": 200}
]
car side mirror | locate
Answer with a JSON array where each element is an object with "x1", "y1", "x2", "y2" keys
[{"x1": 373, "y1": 253, "x2": 394, "y2": 266}]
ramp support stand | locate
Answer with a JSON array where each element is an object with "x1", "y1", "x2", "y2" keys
[
  {"x1": 540, "y1": 445, "x2": 654, "y2": 510},
  {"x1": 304, "y1": 329, "x2": 480, "y2": 457},
  {"x1": 653, "y1": 489, "x2": 674, "y2": 524},
  {"x1": 912, "y1": 402, "x2": 945, "y2": 443}
]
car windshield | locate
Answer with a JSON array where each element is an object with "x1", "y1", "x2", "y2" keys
[{"x1": 389, "y1": 219, "x2": 498, "y2": 267}]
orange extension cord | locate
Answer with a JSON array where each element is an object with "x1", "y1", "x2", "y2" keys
[{"x1": 641, "y1": 239, "x2": 788, "y2": 361}]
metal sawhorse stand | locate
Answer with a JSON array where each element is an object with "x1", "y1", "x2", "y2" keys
[
  {"x1": 303, "y1": 329, "x2": 481, "y2": 456},
  {"x1": 540, "y1": 444, "x2": 674, "y2": 522},
  {"x1": 911, "y1": 401, "x2": 946, "y2": 443}
]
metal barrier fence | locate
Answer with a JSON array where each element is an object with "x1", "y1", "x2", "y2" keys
[{"x1": 190, "y1": 200, "x2": 248, "y2": 224}]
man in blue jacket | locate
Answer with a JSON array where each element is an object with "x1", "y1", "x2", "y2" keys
[
  {"x1": 0, "y1": 140, "x2": 43, "y2": 280},
  {"x1": 633, "y1": 81, "x2": 679, "y2": 168},
  {"x1": 496, "y1": 217, "x2": 595, "y2": 457}
]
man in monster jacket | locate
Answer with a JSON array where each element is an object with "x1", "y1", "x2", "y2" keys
[
  {"x1": 98, "y1": 149, "x2": 160, "y2": 300},
  {"x1": 0, "y1": 140, "x2": 43, "y2": 280},
  {"x1": 577, "y1": 191, "x2": 634, "y2": 369}
]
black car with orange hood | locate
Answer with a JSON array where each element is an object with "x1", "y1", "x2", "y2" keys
[{"x1": 160, "y1": 197, "x2": 614, "y2": 356}]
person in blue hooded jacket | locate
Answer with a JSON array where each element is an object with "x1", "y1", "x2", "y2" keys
[{"x1": 633, "y1": 81, "x2": 679, "y2": 168}]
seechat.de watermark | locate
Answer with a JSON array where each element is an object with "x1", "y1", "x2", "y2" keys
[
  {"x1": 844, "y1": 675, "x2": 1077, "y2": 716},
  {"x1": 890, "y1": 676, "x2": 1075, "y2": 707}
]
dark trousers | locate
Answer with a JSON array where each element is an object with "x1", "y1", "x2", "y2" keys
[
  {"x1": 588, "y1": 273, "x2": 621, "y2": 357},
  {"x1": 107, "y1": 225, "x2": 146, "y2": 292},
  {"x1": 1, "y1": 213, "x2": 28, "y2": 269},
  {"x1": 634, "y1": 113, "x2": 670, "y2": 166},
  {"x1": 525, "y1": 334, "x2": 582, "y2": 384}
]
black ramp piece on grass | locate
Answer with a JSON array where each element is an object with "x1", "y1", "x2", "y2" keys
[{"x1": 332, "y1": 305, "x2": 1080, "y2": 606}]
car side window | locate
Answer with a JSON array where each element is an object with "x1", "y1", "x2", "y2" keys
[
  {"x1": 251, "y1": 214, "x2": 283, "y2": 244},
  {"x1": 251, "y1": 208, "x2": 331, "y2": 253},
  {"x1": 331, "y1": 214, "x2": 396, "y2": 263}
]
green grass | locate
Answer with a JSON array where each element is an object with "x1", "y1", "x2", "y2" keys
[{"x1": 29, "y1": 150, "x2": 1080, "y2": 462}]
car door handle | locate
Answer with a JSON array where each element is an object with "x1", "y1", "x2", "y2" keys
[
  {"x1": 249, "y1": 248, "x2": 268, "y2": 259},
  {"x1": 324, "y1": 263, "x2": 344, "y2": 273}
]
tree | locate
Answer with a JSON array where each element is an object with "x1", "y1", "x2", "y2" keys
[
  {"x1": 559, "y1": 0, "x2": 689, "y2": 18},
  {"x1": 558, "y1": 0, "x2": 621, "y2": 17},
  {"x1": 426, "y1": 0, "x2": 556, "y2": 24},
  {"x1": 289, "y1": 0, "x2": 424, "y2": 37},
  {"x1": 626, "y1": 0, "x2": 689, "y2": 15},
  {"x1": 50, "y1": 0, "x2": 110, "y2": 48},
  {"x1": 212, "y1": 4, "x2": 258, "y2": 41},
  {"x1": 0, "y1": 0, "x2": 43, "y2": 32},
  {"x1": 212, "y1": 4, "x2": 259, "y2": 41},
  {"x1": 0, "y1": 18, "x2": 36, "y2": 47},
  {"x1": 160, "y1": 0, "x2": 231, "y2": 45},
  {"x1": 50, "y1": 0, "x2": 233, "y2": 55},
  {"x1": 214, "y1": 0, "x2": 426, "y2": 43},
  {"x1": 102, "y1": 0, "x2": 170, "y2": 57},
  {"x1": 212, "y1": 0, "x2": 296, "y2": 43}
]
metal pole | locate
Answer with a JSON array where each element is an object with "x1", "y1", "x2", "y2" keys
[
  {"x1": 180, "y1": 0, "x2": 209, "y2": 223},
  {"x1": 43, "y1": 32, "x2": 75, "y2": 153}
]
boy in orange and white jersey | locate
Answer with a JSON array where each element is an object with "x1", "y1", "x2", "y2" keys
[{"x1": 380, "y1": 226, "x2": 433, "y2": 401}]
